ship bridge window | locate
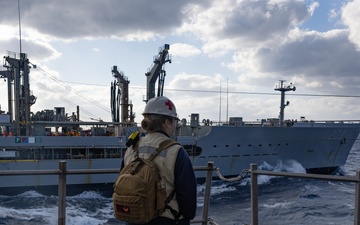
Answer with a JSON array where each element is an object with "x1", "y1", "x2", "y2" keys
[{"x1": 183, "y1": 145, "x2": 202, "y2": 157}]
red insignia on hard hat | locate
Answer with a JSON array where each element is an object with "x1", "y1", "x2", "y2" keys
[{"x1": 165, "y1": 100, "x2": 173, "y2": 110}]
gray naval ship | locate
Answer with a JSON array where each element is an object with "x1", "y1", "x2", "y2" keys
[{"x1": 1, "y1": 45, "x2": 360, "y2": 195}]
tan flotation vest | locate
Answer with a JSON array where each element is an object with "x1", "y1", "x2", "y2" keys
[{"x1": 123, "y1": 132, "x2": 182, "y2": 220}]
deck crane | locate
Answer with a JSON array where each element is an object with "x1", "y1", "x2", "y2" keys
[
  {"x1": 0, "y1": 52, "x2": 37, "y2": 136},
  {"x1": 111, "y1": 66, "x2": 134, "y2": 124},
  {"x1": 144, "y1": 44, "x2": 171, "y2": 102}
]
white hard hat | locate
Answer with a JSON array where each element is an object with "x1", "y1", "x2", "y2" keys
[{"x1": 143, "y1": 96, "x2": 178, "y2": 120}]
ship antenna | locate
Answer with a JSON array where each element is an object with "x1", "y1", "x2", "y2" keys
[
  {"x1": 219, "y1": 80, "x2": 221, "y2": 125},
  {"x1": 226, "y1": 77, "x2": 228, "y2": 125},
  {"x1": 275, "y1": 80, "x2": 296, "y2": 127},
  {"x1": 18, "y1": 0, "x2": 22, "y2": 54}
]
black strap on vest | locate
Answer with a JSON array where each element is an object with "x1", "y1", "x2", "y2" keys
[{"x1": 166, "y1": 205, "x2": 182, "y2": 224}]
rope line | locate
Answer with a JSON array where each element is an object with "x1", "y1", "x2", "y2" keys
[
  {"x1": 208, "y1": 217, "x2": 219, "y2": 225},
  {"x1": 214, "y1": 167, "x2": 249, "y2": 182}
]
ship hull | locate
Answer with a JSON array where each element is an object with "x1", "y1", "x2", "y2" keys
[
  {"x1": 0, "y1": 123, "x2": 359, "y2": 195},
  {"x1": 186, "y1": 124, "x2": 360, "y2": 178}
]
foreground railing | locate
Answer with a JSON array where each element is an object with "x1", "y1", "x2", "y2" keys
[
  {"x1": 0, "y1": 161, "x2": 216, "y2": 225},
  {"x1": 2, "y1": 162, "x2": 359, "y2": 224},
  {"x1": 247, "y1": 164, "x2": 360, "y2": 225}
]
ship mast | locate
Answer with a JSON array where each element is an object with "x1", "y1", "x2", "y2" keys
[
  {"x1": 111, "y1": 66, "x2": 134, "y2": 124},
  {"x1": 275, "y1": 80, "x2": 296, "y2": 127},
  {"x1": 144, "y1": 44, "x2": 171, "y2": 102},
  {"x1": 0, "y1": 53, "x2": 36, "y2": 135}
]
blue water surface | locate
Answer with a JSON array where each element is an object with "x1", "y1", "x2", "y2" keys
[{"x1": 1, "y1": 140, "x2": 359, "y2": 225}]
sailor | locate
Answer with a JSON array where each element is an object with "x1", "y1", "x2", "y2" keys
[{"x1": 121, "y1": 96, "x2": 197, "y2": 225}]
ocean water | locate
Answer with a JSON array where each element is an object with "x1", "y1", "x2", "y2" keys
[{"x1": 1, "y1": 140, "x2": 359, "y2": 225}]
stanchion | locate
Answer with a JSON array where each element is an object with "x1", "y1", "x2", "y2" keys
[
  {"x1": 201, "y1": 162, "x2": 214, "y2": 225},
  {"x1": 355, "y1": 171, "x2": 360, "y2": 225},
  {"x1": 250, "y1": 164, "x2": 258, "y2": 225},
  {"x1": 58, "y1": 161, "x2": 66, "y2": 225}
]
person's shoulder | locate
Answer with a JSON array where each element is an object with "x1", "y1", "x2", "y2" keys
[{"x1": 176, "y1": 146, "x2": 188, "y2": 158}]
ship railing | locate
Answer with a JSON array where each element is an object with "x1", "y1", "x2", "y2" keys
[
  {"x1": 0, "y1": 147, "x2": 127, "y2": 161},
  {"x1": 246, "y1": 163, "x2": 360, "y2": 225},
  {"x1": 294, "y1": 119, "x2": 360, "y2": 124},
  {"x1": 0, "y1": 153, "x2": 124, "y2": 161},
  {"x1": 179, "y1": 119, "x2": 360, "y2": 127},
  {"x1": 0, "y1": 161, "x2": 217, "y2": 225}
]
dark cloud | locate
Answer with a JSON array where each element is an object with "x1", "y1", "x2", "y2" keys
[
  {"x1": 258, "y1": 31, "x2": 360, "y2": 76},
  {"x1": 223, "y1": 0, "x2": 310, "y2": 41},
  {"x1": 0, "y1": 0, "x2": 209, "y2": 39},
  {"x1": 0, "y1": 38, "x2": 58, "y2": 61},
  {"x1": 254, "y1": 30, "x2": 360, "y2": 93}
]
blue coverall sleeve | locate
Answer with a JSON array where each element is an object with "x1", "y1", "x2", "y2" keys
[{"x1": 174, "y1": 147, "x2": 197, "y2": 220}]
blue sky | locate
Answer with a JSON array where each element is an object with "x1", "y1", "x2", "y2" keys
[{"x1": 1, "y1": 0, "x2": 360, "y2": 124}]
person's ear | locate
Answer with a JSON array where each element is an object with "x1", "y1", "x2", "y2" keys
[{"x1": 165, "y1": 118, "x2": 171, "y2": 127}]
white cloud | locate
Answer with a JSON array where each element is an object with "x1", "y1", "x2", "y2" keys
[
  {"x1": 170, "y1": 43, "x2": 201, "y2": 57},
  {"x1": 328, "y1": 9, "x2": 338, "y2": 20},
  {"x1": 330, "y1": 81, "x2": 343, "y2": 88},
  {"x1": 342, "y1": 0, "x2": 360, "y2": 50},
  {"x1": 178, "y1": 0, "x2": 313, "y2": 56}
]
